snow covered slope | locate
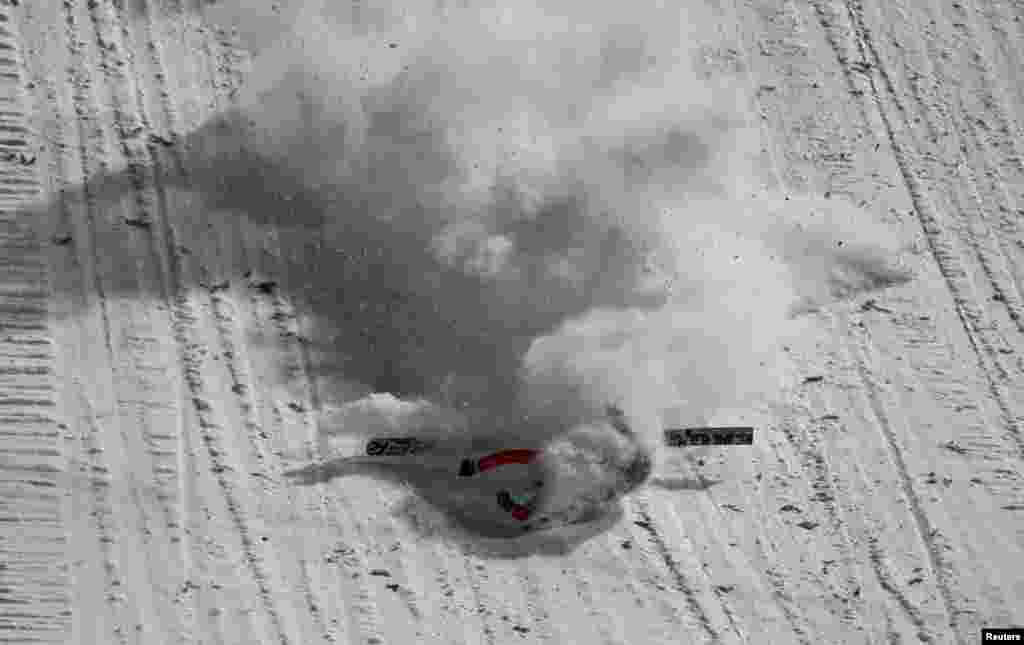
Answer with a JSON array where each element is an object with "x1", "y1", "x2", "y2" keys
[{"x1": 0, "y1": 1, "x2": 1021, "y2": 644}]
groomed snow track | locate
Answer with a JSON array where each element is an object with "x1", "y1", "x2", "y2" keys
[{"x1": 0, "y1": 1, "x2": 1021, "y2": 644}]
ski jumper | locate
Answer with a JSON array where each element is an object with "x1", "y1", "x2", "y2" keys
[{"x1": 459, "y1": 449, "x2": 542, "y2": 521}]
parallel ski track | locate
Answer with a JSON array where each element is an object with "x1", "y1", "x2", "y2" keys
[
  {"x1": 843, "y1": 0, "x2": 1024, "y2": 461},
  {"x1": 73, "y1": 0, "x2": 298, "y2": 642},
  {"x1": 628, "y1": 495, "x2": 722, "y2": 645},
  {"x1": 810, "y1": 0, "x2": 1024, "y2": 489},
  {"x1": 806, "y1": 2, "x2": 986, "y2": 642},
  {"x1": 752, "y1": 1, "x2": 980, "y2": 642},
  {"x1": 52, "y1": 1, "x2": 202, "y2": 642},
  {"x1": 821, "y1": 0, "x2": 1021, "y2": 622},
  {"x1": 49, "y1": 2, "x2": 160, "y2": 643},
  {"x1": 733, "y1": 0, "x2": 1012, "y2": 638},
  {"x1": 86, "y1": 3, "x2": 212, "y2": 642},
  {"x1": 888, "y1": 0, "x2": 1024, "y2": 345},
  {"x1": 744, "y1": 2, "x2": 961, "y2": 641},
  {"x1": 783, "y1": 366, "x2": 942, "y2": 645},
  {"x1": 846, "y1": 319, "x2": 966, "y2": 645},
  {"x1": 614, "y1": 499, "x2": 712, "y2": 645},
  {"x1": 771, "y1": 407, "x2": 871, "y2": 637},
  {"x1": 943, "y1": 0, "x2": 1024, "y2": 323},
  {"x1": 634, "y1": 491, "x2": 756, "y2": 645},
  {"x1": 846, "y1": 5, "x2": 1020, "y2": 636}
]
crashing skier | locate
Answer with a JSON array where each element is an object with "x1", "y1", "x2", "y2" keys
[{"x1": 285, "y1": 400, "x2": 750, "y2": 535}]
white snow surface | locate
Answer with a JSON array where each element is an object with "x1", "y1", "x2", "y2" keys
[{"x1": 0, "y1": 0, "x2": 1021, "y2": 644}]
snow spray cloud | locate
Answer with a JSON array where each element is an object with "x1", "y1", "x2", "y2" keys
[{"x1": 204, "y1": 1, "x2": 913, "y2": 471}]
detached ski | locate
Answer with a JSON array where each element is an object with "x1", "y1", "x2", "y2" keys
[
  {"x1": 663, "y1": 426, "x2": 754, "y2": 447},
  {"x1": 364, "y1": 437, "x2": 437, "y2": 456}
]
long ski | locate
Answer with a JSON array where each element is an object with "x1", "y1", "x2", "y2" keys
[{"x1": 662, "y1": 426, "x2": 754, "y2": 446}]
